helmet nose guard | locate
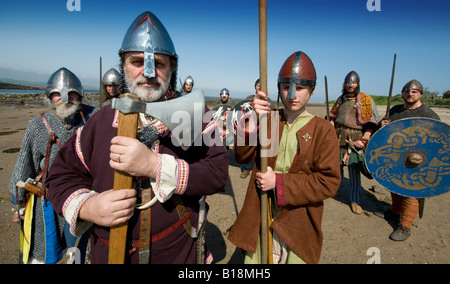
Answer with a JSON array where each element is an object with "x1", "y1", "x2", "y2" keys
[
  {"x1": 46, "y1": 67, "x2": 84, "y2": 103},
  {"x1": 402, "y1": 79, "x2": 423, "y2": 95},
  {"x1": 119, "y1": 11, "x2": 178, "y2": 79},
  {"x1": 220, "y1": 88, "x2": 230, "y2": 96},
  {"x1": 278, "y1": 51, "x2": 316, "y2": 100},
  {"x1": 344, "y1": 71, "x2": 360, "y2": 87}
]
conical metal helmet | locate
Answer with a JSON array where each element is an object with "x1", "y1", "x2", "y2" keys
[
  {"x1": 345, "y1": 71, "x2": 360, "y2": 85},
  {"x1": 184, "y1": 76, "x2": 194, "y2": 86},
  {"x1": 102, "y1": 68, "x2": 121, "y2": 85},
  {"x1": 46, "y1": 67, "x2": 84, "y2": 103},
  {"x1": 278, "y1": 51, "x2": 316, "y2": 99},
  {"x1": 220, "y1": 88, "x2": 230, "y2": 96},
  {"x1": 119, "y1": 11, "x2": 177, "y2": 79},
  {"x1": 402, "y1": 79, "x2": 423, "y2": 94}
]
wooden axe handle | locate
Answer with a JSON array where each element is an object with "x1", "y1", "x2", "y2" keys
[
  {"x1": 108, "y1": 93, "x2": 139, "y2": 264},
  {"x1": 16, "y1": 180, "x2": 45, "y2": 197}
]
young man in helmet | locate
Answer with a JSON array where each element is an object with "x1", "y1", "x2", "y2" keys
[
  {"x1": 181, "y1": 75, "x2": 194, "y2": 95},
  {"x1": 102, "y1": 68, "x2": 121, "y2": 104},
  {"x1": 228, "y1": 51, "x2": 340, "y2": 264},
  {"x1": 329, "y1": 71, "x2": 379, "y2": 214},
  {"x1": 375, "y1": 79, "x2": 440, "y2": 241},
  {"x1": 10, "y1": 67, "x2": 97, "y2": 263},
  {"x1": 219, "y1": 88, "x2": 231, "y2": 104},
  {"x1": 46, "y1": 11, "x2": 228, "y2": 264}
]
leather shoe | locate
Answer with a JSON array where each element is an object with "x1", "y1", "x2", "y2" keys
[
  {"x1": 389, "y1": 225, "x2": 411, "y2": 241},
  {"x1": 240, "y1": 169, "x2": 250, "y2": 179},
  {"x1": 351, "y1": 203, "x2": 363, "y2": 215}
]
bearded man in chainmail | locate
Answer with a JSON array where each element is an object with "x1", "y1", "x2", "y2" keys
[
  {"x1": 9, "y1": 67, "x2": 97, "y2": 263},
  {"x1": 330, "y1": 71, "x2": 379, "y2": 215}
]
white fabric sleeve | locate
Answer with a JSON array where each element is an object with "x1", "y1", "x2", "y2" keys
[
  {"x1": 62, "y1": 189, "x2": 97, "y2": 237},
  {"x1": 151, "y1": 153, "x2": 189, "y2": 203}
]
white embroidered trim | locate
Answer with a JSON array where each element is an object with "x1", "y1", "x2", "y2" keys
[
  {"x1": 62, "y1": 188, "x2": 97, "y2": 236},
  {"x1": 151, "y1": 154, "x2": 179, "y2": 203}
]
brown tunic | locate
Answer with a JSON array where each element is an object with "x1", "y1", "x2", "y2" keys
[{"x1": 227, "y1": 110, "x2": 340, "y2": 264}]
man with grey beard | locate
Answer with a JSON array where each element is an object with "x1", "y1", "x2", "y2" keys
[
  {"x1": 9, "y1": 67, "x2": 97, "y2": 263},
  {"x1": 46, "y1": 11, "x2": 228, "y2": 264}
]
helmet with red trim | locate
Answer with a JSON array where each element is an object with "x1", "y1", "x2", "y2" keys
[{"x1": 278, "y1": 51, "x2": 316, "y2": 99}]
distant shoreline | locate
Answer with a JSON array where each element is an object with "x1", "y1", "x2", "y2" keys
[
  {"x1": 0, "y1": 93, "x2": 246, "y2": 109},
  {"x1": 0, "y1": 93, "x2": 100, "y2": 107},
  {"x1": 0, "y1": 81, "x2": 45, "y2": 90}
]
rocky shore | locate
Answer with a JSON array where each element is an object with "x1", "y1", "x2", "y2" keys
[
  {"x1": 0, "y1": 93, "x2": 102, "y2": 107},
  {"x1": 0, "y1": 93, "x2": 246, "y2": 110}
]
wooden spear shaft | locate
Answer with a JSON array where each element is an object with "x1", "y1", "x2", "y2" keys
[
  {"x1": 108, "y1": 93, "x2": 139, "y2": 264},
  {"x1": 325, "y1": 75, "x2": 330, "y2": 121},
  {"x1": 99, "y1": 57, "x2": 103, "y2": 108},
  {"x1": 385, "y1": 53, "x2": 397, "y2": 121},
  {"x1": 259, "y1": 0, "x2": 269, "y2": 265}
]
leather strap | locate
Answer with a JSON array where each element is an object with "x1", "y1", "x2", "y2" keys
[
  {"x1": 138, "y1": 184, "x2": 152, "y2": 264},
  {"x1": 40, "y1": 113, "x2": 62, "y2": 198},
  {"x1": 99, "y1": 210, "x2": 193, "y2": 250},
  {"x1": 40, "y1": 113, "x2": 62, "y2": 147},
  {"x1": 173, "y1": 195, "x2": 195, "y2": 238}
]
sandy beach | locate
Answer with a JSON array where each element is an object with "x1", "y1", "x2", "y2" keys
[{"x1": 1, "y1": 100, "x2": 449, "y2": 264}]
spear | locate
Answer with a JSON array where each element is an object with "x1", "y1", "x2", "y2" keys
[
  {"x1": 99, "y1": 57, "x2": 103, "y2": 108},
  {"x1": 258, "y1": 0, "x2": 269, "y2": 264},
  {"x1": 385, "y1": 53, "x2": 397, "y2": 120},
  {"x1": 325, "y1": 75, "x2": 330, "y2": 121}
]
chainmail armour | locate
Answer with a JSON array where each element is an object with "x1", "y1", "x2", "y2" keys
[
  {"x1": 388, "y1": 104, "x2": 440, "y2": 122},
  {"x1": 9, "y1": 105, "x2": 97, "y2": 262},
  {"x1": 334, "y1": 98, "x2": 363, "y2": 146}
]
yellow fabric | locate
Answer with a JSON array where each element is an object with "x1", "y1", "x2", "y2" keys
[
  {"x1": 359, "y1": 93, "x2": 374, "y2": 122},
  {"x1": 21, "y1": 194, "x2": 34, "y2": 264},
  {"x1": 244, "y1": 235, "x2": 306, "y2": 264},
  {"x1": 274, "y1": 115, "x2": 314, "y2": 174}
]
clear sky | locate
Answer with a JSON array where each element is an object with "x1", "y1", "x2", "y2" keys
[{"x1": 1, "y1": 0, "x2": 449, "y2": 102}]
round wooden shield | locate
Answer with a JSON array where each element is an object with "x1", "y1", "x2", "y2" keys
[{"x1": 365, "y1": 118, "x2": 450, "y2": 198}]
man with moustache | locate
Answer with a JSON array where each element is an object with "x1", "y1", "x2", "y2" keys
[
  {"x1": 46, "y1": 11, "x2": 228, "y2": 264},
  {"x1": 375, "y1": 80, "x2": 440, "y2": 241},
  {"x1": 219, "y1": 88, "x2": 231, "y2": 104},
  {"x1": 329, "y1": 71, "x2": 378, "y2": 215},
  {"x1": 10, "y1": 67, "x2": 97, "y2": 263},
  {"x1": 181, "y1": 75, "x2": 194, "y2": 95}
]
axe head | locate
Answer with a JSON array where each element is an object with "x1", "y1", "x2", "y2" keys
[{"x1": 112, "y1": 89, "x2": 205, "y2": 148}]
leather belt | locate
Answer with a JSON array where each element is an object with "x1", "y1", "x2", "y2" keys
[{"x1": 98, "y1": 210, "x2": 193, "y2": 254}]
